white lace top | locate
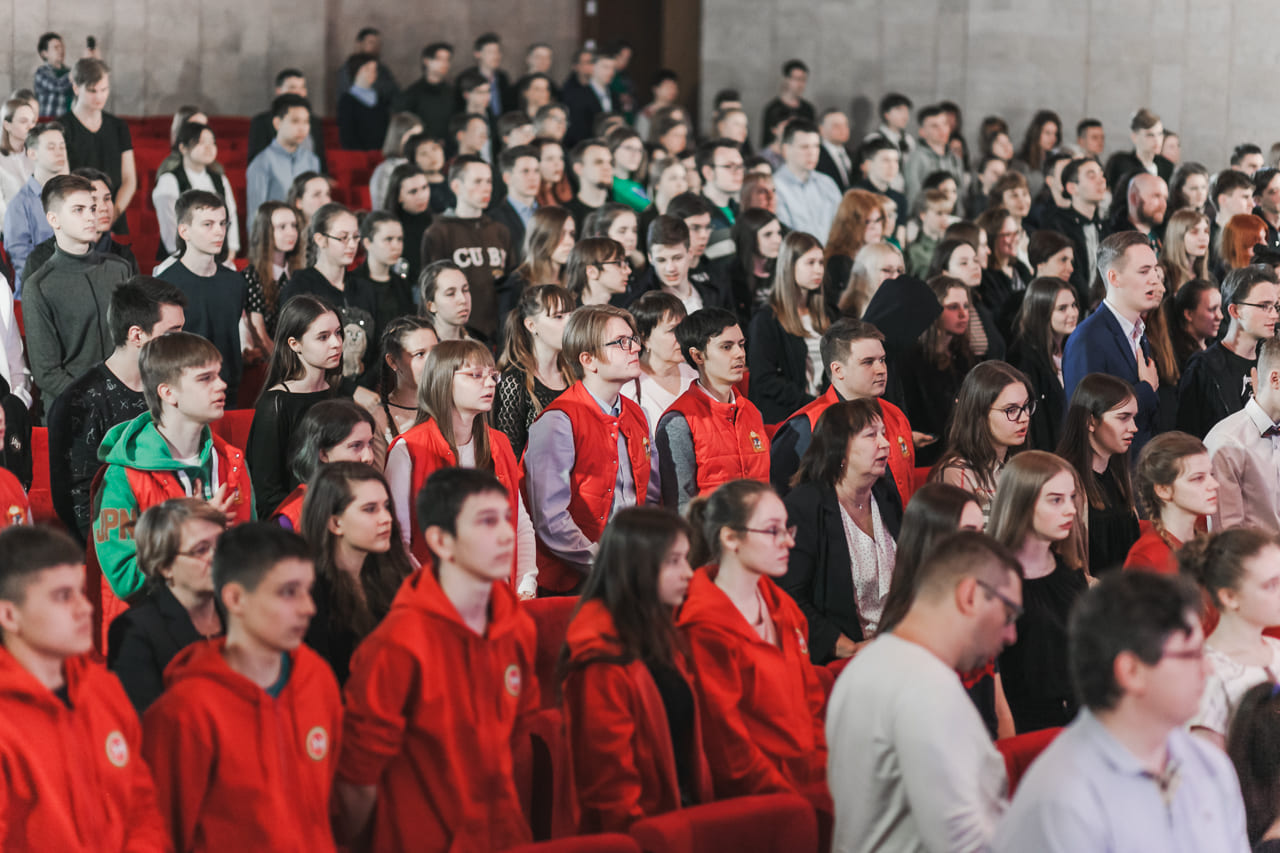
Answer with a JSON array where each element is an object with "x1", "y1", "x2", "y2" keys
[
  {"x1": 1190, "y1": 636, "x2": 1280, "y2": 736},
  {"x1": 839, "y1": 500, "x2": 898, "y2": 636}
]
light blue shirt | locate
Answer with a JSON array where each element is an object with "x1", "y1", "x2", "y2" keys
[
  {"x1": 772, "y1": 165, "x2": 842, "y2": 241},
  {"x1": 992, "y1": 710, "x2": 1249, "y2": 853},
  {"x1": 508, "y1": 196, "x2": 537, "y2": 228},
  {"x1": 3, "y1": 177, "x2": 54, "y2": 299},
  {"x1": 245, "y1": 139, "x2": 321, "y2": 218}
]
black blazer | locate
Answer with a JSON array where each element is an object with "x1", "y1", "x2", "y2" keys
[
  {"x1": 747, "y1": 307, "x2": 823, "y2": 424},
  {"x1": 107, "y1": 584, "x2": 224, "y2": 713},
  {"x1": 488, "y1": 199, "x2": 528, "y2": 269},
  {"x1": 781, "y1": 479, "x2": 903, "y2": 663},
  {"x1": 816, "y1": 144, "x2": 852, "y2": 193},
  {"x1": 1009, "y1": 339, "x2": 1066, "y2": 452}
]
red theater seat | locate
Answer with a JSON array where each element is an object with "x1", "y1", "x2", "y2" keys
[
  {"x1": 507, "y1": 835, "x2": 640, "y2": 853},
  {"x1": 523, "y1": 596, "x2": 577, "y2": 710},
  {"x1": 210, "y1": 409, "x2": 254, "y2": 451},
  {"x1": 628, "y1": 793, "x2": 818, "y2": 853},
  {"x1": 995, "y1": 726, "x2": 1062, "y2": 794},
  {"x1": 29, "y1": 427, "x2": 56, "y2": 525}
]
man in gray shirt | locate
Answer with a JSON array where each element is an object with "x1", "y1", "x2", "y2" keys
[
  {"x1": 994, "y1": 571, "x2": 1249, "y2": 853},
  {"x1": 827, "y1": 531, "x2": 1021, "y2": 853},
  {"x1": 772, "y1": 119, "x2": 842, "y2": 242},
  {"x1": 903, "y1": 104, "x2": 965, "y2": 204}
]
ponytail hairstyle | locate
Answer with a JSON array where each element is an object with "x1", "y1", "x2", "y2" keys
[
  {"x1": 415, "y1": 339, "x2": 495, "y2": 471},
  {"x1": 1135, "y1": 431, "x2": 1208, "y2": 542},
  {"x1": 686, "y1": 479, "x2": 773, "y2": 569},
  {"x1": 497, "y1": 284, "x2": 576, "y2": 416},
  {"x1": 306, "y1": 201, "x2": 355, "y2": 266},
  {"x1": 1177, "y1": 527, "x2": 1280, "y2": 610},
  {"x1": 259, "y1": 294, "x2": 343, "y2": 399},
  {"x1": 300, "y1": 461, "x2": 413, "y2": 640},
  {"x1": 377, "y1": 315, "x2": 438, "y2": 398}
]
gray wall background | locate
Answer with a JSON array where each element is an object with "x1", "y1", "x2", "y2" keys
[
  {"x1": 701, "y1": 0, "x2": 1279, "y2": 170},
  {"x1": 0, "y1": 0, "x2": 580, "y2": 116}
]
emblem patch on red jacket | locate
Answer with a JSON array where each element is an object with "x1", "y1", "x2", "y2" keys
[
  {"x1": 504, "y1": 663, "x2": 523, "y2": 697},
  {"x1": 794, "y1": 627, "x2": 808, "y2": 656},
  {"x1": 898, "y1": 436, "x2": 909, "y2": 457},
  {"x1": 105, "y1": 730, "x2": 129, "y2": 767},
  {"x1": 750, "y1": 430, "x2": 764, "y2": 452},
  {"x1": 306, "y1": 726, "x2": 329, "y2": 761}
]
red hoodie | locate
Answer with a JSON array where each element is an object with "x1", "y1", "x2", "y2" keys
[
  {"x1": 562, "y1": 599, "x2": 714, "y2": 833},
  {"x1": 338, "y1": 567, "x2": 539, "y2": 853},
  {"x1": 0, "y1": 648, "x2": 168, "y2": 851},
  {"x1": 141, "y1": 639, "x2": 342, "y2": 852},
  {"x1": 676, "y1": 568, "x2": 830, "y2": 805}
]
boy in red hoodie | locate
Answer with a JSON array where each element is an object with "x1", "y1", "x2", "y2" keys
[
  {"x1": 337, "y1": 467, "x2": 539, "y2": 852},
  {"x1": 0, "y1": 525, "x2": 168, "y2": 850},
  {"x1": 142, "y1": 522, "x2": 342, "y2": 851}
]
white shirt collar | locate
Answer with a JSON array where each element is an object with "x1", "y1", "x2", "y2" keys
[{"x1": 1103, "y1": 298, "x2": 1143, "y2": 339}]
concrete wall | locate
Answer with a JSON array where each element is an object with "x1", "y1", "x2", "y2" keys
[
  {"x1": 0, "y1": 0, "x2": 580, "y2": 116},
  {"x1": 700, "y1": 0, "x2": 1280, "y2": 169}
]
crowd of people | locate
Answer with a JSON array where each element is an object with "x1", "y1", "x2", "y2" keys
[{"x1": 4, "y1": 22, "x2": 1280, "y2": 853}]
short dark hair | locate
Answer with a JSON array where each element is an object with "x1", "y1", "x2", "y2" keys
[
  {"x1": 1076, "y1": 118, "x2": 1102, "y2": 138},
  {"x1": 25, "y1": 121, "x2": 63, "y2": 153},
  {"x1": 271, "y1": 93, "x2": 311, "y2": 121},
  {"x1": 274, "y1": 67, "x2": 305, "y2": 89},
  {"x1": 1254, "y1": 167, "x2": 1280, "y2": 197},
  {"x1": 820, "y1": 318, "x2": 884, "y2": 371},
  {"x1": 569, "y1": 137, "x2": 608, "y2": 166},
  {"x1": 630, "y1": 291, "x2": 686, "y2": 343},
  {"x1": 646, "y1": 214, "x2": 690, "y2": 251},
  {"x1": 781, "y1": 59, "x2": 808, "y2": 77},
  {"x1": 781, "y1": 119, "x2": 819, "y2": 145},
  {"x1": 497, "y1": 113, "x2": 533, "y2": 144},
  {"x1": 344, "y1": 52, "x2": 378, "y2": 79},
  {"x1": 1213, "y1": 168, "x2": 1255, "y2": 202},
  {"x1": 650, "y1": 68, "x2": 678, "y2": 89},
  {"x1": 666, "y1": 191, "x2": 712, "y2": 222},
  {"x1": 856, "y1": 136, "x2": 897, "y2": 165},
  {"x1": 174, "y1": 120, "x2": 211, "y2": 153},
  {"x1": 108, "y1": 276, "x2": 188, "y2": 348},
  {"x1": 1042, "y1": 147, "x2": 1074, "y2": 178},
  {"x1": 912, "y1": 530, "x2": 1022, "y2": 603},
  {"x1": 415, "y1": 467, "x2": 508, "y2": 542},
  {"x1": 175, "y1": 189, "x2": 226, "y2": 227},
  {"x1": 695, "y1": 137, "x2": 740, "y2": 179},
  {"x1": 456, "y1": 68, "x2": 489, "y2": 96},
  {"x1": 1060, "y1": 156, "x2": 1100, "y2": 198},
  {"x1": 1028, "y1": 229, "x2": 1075, "y2": 268},
  {"x1": 448, "y1": 111, "x2": 487, "y2": 141},
  {"x1": 40, "y1": 174, "x2": 93, "y2": 213},
  {"x1": 71, "y1": 167, "x2": 112, "y2": 195},
  {"x1": 1222, "y1": 264, "x2": 1279, "y2": 308},
  {"x1": 474, "y1": 32, "x2": 501, "y2": 52},
  {"x1": 676, "y1": 307, "x2": 739, "y2": 370},
  {"x1": 797, "y1": 399, "x2": 887, "y2": 486},
  {"x1": 356, "y1": 26, "x2": 380, "y2": 41},
  {"x1": 421, "y1": 41, "x2": 452, "y2": 60},
  {"x1": 878, "y1": 92, "x2": 913, "y2": 117},
  {"x1": 1233, "y1": 143, "x2": 1264, "y2": 166},
  {"x1": 212, "y1": 523, "x2": 312, "y2": 595},
  {"x1": 0, "y1": 526, "x2": 83, "y2": 604},
  {"x1": 38, "y1": 32, "x2": 62, "y2": 54},
  {"x1": 1069, "y1": 570, "x2": 1200, "y2": 711},
  {"x1": 448, "y1": 153, "x2": 489, "y2": 187},
  {"x1": 713, "y1": 88, "x2": 741, "y2": 109},
  {"x1": 498, "y1": 143, "x2": 539, "y2": 176}
]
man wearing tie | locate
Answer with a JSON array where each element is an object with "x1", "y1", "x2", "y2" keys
[
  {"x1": 817, "y1": 109, "x2": 854, "y2": 192},
  {"x1": 1063, "y1": 231, "x2": 1163, "y2": 455}
]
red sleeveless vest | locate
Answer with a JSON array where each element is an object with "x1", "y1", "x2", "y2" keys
[
  {"x1": 530, "y1": 382, "x2": 652, "y2": 593},
  {"x1": 665, "y1": 385, "x2": 770, "y2": 496}
]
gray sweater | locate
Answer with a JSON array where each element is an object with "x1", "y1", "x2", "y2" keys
[{"x1": 24, "y1": 245, "x2": 131, "y2": 398}]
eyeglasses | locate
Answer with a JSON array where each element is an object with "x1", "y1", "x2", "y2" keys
[
  {"x1": 455, "y1": 368, "x2": 502, "y2": 384},
  {"x1": 739, "y1": 525, "x2": 798, "y2": 543},
  {"x1": 603, "y1": 335, "x2": 642, "y2": 353},
  {"x1": 322, "y1": 232, "x2": 360, "y2": 245},
  {"x1": 991, "y1": 400, "x2": 1036, "y2": 422},
  {"x1": 1238, "y1": 300, "x2": 1280, "y2": 315},
  {"x1": 975, "y1": 579, "x2": 1023, "y2": 626},
  {"x1": 596, "y1": 259, "x2": 631, "y2": 270},
  {"x1": 177, "y1": 540, "x2": 216, "y2": 562}
]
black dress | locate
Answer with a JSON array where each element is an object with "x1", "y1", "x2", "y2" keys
[
  {"x1": 998, "y1": 553, "x2": 1089, "y2": 732},
  {"x1": 1088, "y1": 466, "x2": 1141, "y2": 575},
  {"x1": 246, "y1": 386, "x2": 339, "y2": 517},
  {"x1": 494, "y1": 367, "x2": 565, "y2": 459},
  {"x1": 1008, "y1": 340, "x2": 1065, "y2": 453},
  {"x1": 899, "y1": 345, "x2": 971, "y2": 468}
]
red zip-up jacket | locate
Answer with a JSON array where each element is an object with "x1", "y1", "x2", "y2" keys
[
  {"x1": 562, "y1": 599, "x2": 714, "y2": 833},
  {"x1": 141, "y1": 638, "x2": 342, "y2": 852},
  {"x1": 0, "y1": 648, "x2": 169, "y2": 851},
  {"x1": 338, "y1": 567, "x2": 539, "y2": 852},
  {"x1": 676, "y1": 568, "x2": 830, "y2": 805}
]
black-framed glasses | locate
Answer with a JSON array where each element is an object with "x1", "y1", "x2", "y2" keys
[
  {"x1": 177, "y1": 540, "x2": 216, "y2": 562},
  {"x1": 596, "y1": 259, "x2": 631, "y2": 269},
  {"x1": 322, "y1": 232, "x2": 360, "y2": 245},
  {"x1": 1238, "y1": 300, "x2": 1280, "y2": 315},
  {"x1": 604, "y1": 335, "x2": 642, "y2": 353},
  {"x1": 975, "y1": 579, "x2": 1023, "y2": 626},
  {"x1": 991, "y1": 400, "x2": 1036, "y2": 422},
  {"x1": 740, "y1": 525, "x2": 798, "y2": 543}
]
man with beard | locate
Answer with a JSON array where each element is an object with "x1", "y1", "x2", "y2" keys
[
  {"x1": 827, "y1": 532, "x2": 1021, "y2": 853},
  {"x1": 1106, "y1": 172, "x2": 1168, "y2": 251}
]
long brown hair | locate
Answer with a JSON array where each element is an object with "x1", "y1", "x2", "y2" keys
[
  {"x1": 825, "y1": 189, "x2": 885, "y2": 262},
  {"x1": 1160, "y1": 208, "x2": 1209, "y2": 290},
  {"x1": 517, "y1": 206, "x2": 573, "y2": 285},
  {"x1": 416, "y1": 339, "x2": 495, "y2": 471},
  {"x1": 930, "y1": 361, "x2": 1034, "y2": 496},
  {"x1": 987, "y1": 450, "x2": 1087, "y2": 572},
  {"x1": 498, "y1": 284, "x2": 576, "y2": 416},
  {"x1": 247, "y1": 201, "x2": 305, "y2": 314},
  {"x1": 769, "y1": 231, "x2": 829, "y2": 338},
  {"x1": 919, "y1": 274, "x2": 975, "y2": 371},
  {"x1": 1055, "y1": 373, "x2": 1136, "y2": 512}
]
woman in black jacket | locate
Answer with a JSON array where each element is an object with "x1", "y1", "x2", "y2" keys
[
  {"x1": 1009, "y1": 276, "x2": 1079, "y2": 452},
  {"x1": 107, "y1": 499, "x2": 227, "y2": 712},
  {"x1": 747, "y1": 230, "x2": 834, "y2": 424},
  {"x1": 781, "y1": 399, "x2": 903, "y2": 664}
]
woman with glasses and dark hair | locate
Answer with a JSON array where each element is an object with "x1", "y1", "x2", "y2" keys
[
  {"x1": 107, "y1": 498, "x2": 227, "y2": 712},
  {"x1": 781, "y1": 399, "x2": 902, "y2": 664},
  {"x1": 928, "y1": 360, "x2": 1035, "y2": 524}
]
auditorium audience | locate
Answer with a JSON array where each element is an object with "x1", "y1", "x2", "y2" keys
[
  {"x1": 107, "y1": 498, "x2": 226, "y2": 712},
  {"x1": 1227, "y1": 683, "x2": 1280, "y2": 849},
  {"x1": 620, "y1": 291, "x2": 694, "y2": 438},
  {"x1": 488, "y1": 144, "x2": 542, "y2": 268},
  {"x1": 62, "y1": 59, "x2": 135, "y2": 234},
  {"x1": 1160, "y1": 207, "x2": 1211, "y2": 291},
  {"x1": 1169, "y1": 277, "x2": 1223, "y2": 370},
  {"x1": 773, "y1": 120, "x2": 841, "y2": 240},
  {"x1": 355, "y1": 211, "x2": 414, "y2": 338},
  {"x1": 284, "y1": 170, "x2": 333, "y2": 228}
]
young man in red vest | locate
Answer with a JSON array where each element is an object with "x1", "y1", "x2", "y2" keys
[
  {"x1": 142, "y1": 523, "x2": 342, "y2": 851},
  {"x1": 336, "y1": 467, "x2": 539, "y2": 852},
  {"x1": 524, "y1": 304, "x2": 659, "y2": 594},
  {"x1": 0, "y1": 525, "x2": 168, "y2": 850},
  {"x1": 656, "y1": 307, "x2": 769, "y2": 513},
  {"x1": 770, "y1": 318, "x2": 915, "y2": 501},
  {"x1": 94, "y1": 331, "x2": 254, "y2": 603}
]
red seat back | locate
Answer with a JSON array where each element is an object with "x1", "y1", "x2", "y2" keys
[
  {"x1": 995, "y1": 726, "x2": 1063, "y2": 794},
  {"x1": 29, "y1": 427, "x2": 55, "y2": 525},
  {"x1": 629, "y1": 793, "x2": 818, "y2": 853},
  {"x1": 523, "y1": 596, "x2": 578, "y2": 709},
  {"x1": 210, "y1": 409, "x2": 254, "y2": 451},
  {"x1": 506, "y1": 834, "x2": 640, "y2": 852}
]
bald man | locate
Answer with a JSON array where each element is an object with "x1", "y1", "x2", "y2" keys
[{"x1": 1105, "y1": 172, "x2": 1167, "y2": 250}]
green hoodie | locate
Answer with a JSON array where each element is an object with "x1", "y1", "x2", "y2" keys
[{"x1": 93, "y1": 412, "x2": 255, "y2": 600}]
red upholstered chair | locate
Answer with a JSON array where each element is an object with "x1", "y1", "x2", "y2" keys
[
  {"x1": 913, "y1": 466, "x2": 932, "y2": 492},
  {"x1": 506, "y1": 834, "x2": 640, "y2": 852},
  {"x1": 995, "y1": 727, "x2": 1063, "y2": 794},
  {"x1": 28, "y1": 427, "x2": 57, "y2": 526},
  {"x1": 523, "y1": 596, "x2": 578, "y2": 710},
  {"x1": 628, "y1": 793, "x2": 818, "y2": 853}
]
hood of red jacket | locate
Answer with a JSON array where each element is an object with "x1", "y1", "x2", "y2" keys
[
  {"x1": 162, "y1": 637, "x2": 326, "y2": 705},
  {"x1": 677, "y1": 566, "x2": 787, "y2": 640},
  {"x1": 565, "y1": 598, "x2": 627, "y2": 664},
  {"x1": 0, "y1": 648, "x2": 98, "y2": 713},
  {"x1": 389, "y1": 566, "x2": 525, "y2": 640}
]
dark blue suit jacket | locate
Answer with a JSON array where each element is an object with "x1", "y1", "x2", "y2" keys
[{"x1": 1062, "y1": 303, "x2": 1159, "y2": 454}]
